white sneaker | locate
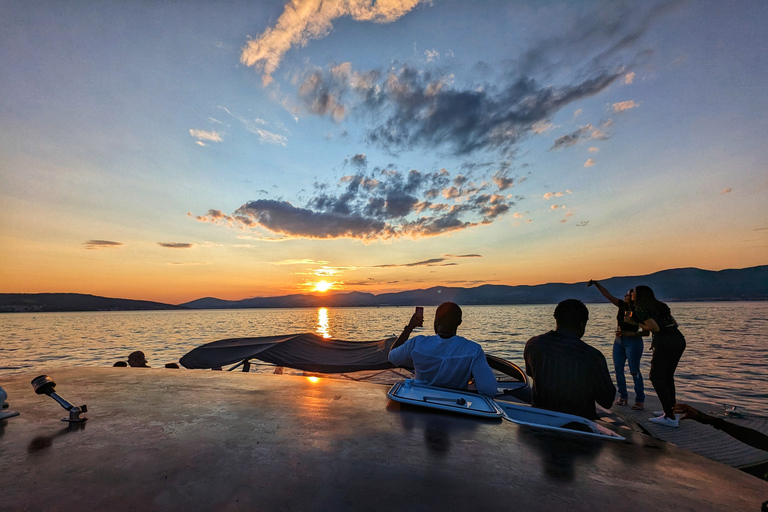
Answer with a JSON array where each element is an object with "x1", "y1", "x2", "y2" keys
[
  {"x1": 653, "y1": 410, "x2": 664, "y2": 417},
  {"x1": 649, "y1": 415, "x2": 679, "y2": 427}
]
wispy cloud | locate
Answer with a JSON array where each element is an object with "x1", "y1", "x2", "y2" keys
[
  {"x1": 272, "y1": 259, "x2": 330, "y2": 266},
  {"x1": 241, "y1": 0, "x2": 427, "y2": 85},
  {"x1": 550, "y1": 122, "x2": 611, "y2": 151},
  {"x1": 190, "y1": 129, "x2": 222, "y2": 147},
  {"x1": 584, "y1": 158, "x2": 595, "y2": 167},
  {"x1": 373, "y1": 258, "x2": 453, "y2": 268},
  {"x1": 612, "y1": 100, "x2": 640, "y2": 113},
  {"x1": 219, "y1": 106, "x2": 287, "y2": 146},
  {"x1": 624, "y1": 72, "x2": 635, "y2": 84},
  {"x1": 158, "y1": 242, "x2": 193, "y2": 249},
  {"x1": 83, "y1": 240, "x2": 123, "y2": 250},
  {"x1": 721, "y1": 187, "x2": 732, "y2": 195}
]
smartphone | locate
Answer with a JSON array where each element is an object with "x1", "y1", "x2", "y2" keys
[{"x1": 414, "y1": 306, "x2": 424, "y2": 327}]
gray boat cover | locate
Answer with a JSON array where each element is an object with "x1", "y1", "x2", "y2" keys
[
  {"x1": 179, "y1": 333, "x2": 531, "y2": 403},
  {"x1": 180, "y1": 333, "x2": 397, "y2": 372}
]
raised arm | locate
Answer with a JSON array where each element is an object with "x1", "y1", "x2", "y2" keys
[
  {"x1": 587, "y1": 280, "x2": 621, "y2": 307},
  {"x1": 390, "y1": 313, "x2": 422, "y2": 353}
]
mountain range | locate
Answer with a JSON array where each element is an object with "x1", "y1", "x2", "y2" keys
[{"x1": 4, "y1": 265, "x2": 764, "y2": 313}]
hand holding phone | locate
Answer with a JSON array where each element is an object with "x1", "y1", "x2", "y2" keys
[{"x1": 414, "y1": 306, "x2": 424, "y2": 327}]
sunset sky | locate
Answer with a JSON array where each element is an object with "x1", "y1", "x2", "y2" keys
[{"x1": 2, "y1": 0, "x2": 766, "y2": 304}]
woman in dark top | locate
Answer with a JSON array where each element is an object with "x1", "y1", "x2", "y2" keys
[
  {"x1": 588, "y1": 280, "x2": 649, "y2": 410},
  {"x1": 631, "y1": 285, "x2": 686, "y2": 427}
]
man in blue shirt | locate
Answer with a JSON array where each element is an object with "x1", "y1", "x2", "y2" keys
[{"x1": 388, "y1": 302, "x2": 498, "y2": 397}]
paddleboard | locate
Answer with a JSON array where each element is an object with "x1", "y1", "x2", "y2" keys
[
  {"x1": 495, "y1": 401, "x2": 625, "y2": 441},
  {"x1": 387, "y1": 380, "x2": 503, "y2": 418}
]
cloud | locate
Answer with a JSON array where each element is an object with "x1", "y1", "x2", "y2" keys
[
  {"x1": 158, "y1": 242, "x2": 193, "y2": 249},
  {"x1": 83, "y1": 240, "x2": 123, "y2": 250},
  {"x1": 297, "y1": 63, "x2": 624, "y2": 156},
  {"x1": 424, "y1": 49, "x2": 440, "y2": 62},
  {"x1": 584, "y1": 158, "x2": 595, "y2": 167},
  {"x1": 612, "y1": 100, "x2": 640, "y2": 113},
  {"x1": 721, "y1": 187, "x2": 732, "y2": 195},
  {"x1": 373, "y1": 253, "x2": 479, "y2": 268},
  {"x1": 532, "y1": 121, "x2": 556, "y2": 134},
  {"x1": 211, "y1": 2, "x2": 676, "y2": 240},
  {"x1": 550, "y1": 122, "x2": 611, "y2": 150},
  {"x1": 543, "y1": 190, "x2": 570, "y2": 200},
  {"x1": 290, "y1": 2, "x2": 673, "y2": 157},
  {"x1": 219, "y1": 106, "x2": 287, "y2": 146},
  {"x1": 624, "y1": 72, "x2": 635, "y2": 84},
  {"x1": 349, "y1": 153, "x2": 368, "y2": 169},
  {"x1": 576, "y1": 221, "x2": 590, "y2": 227},
  {"x1": 373, "y1": 258, "x2": 451, "y2": 268},
  {"x1": 493, "y1": 171, "x2": 515, "y2": 191},
  {"x1": 190, "y1": 129, "x2": 222, "y2": 146},
  {"x1": 197, "y1": 166, "x2": 523, "y2": 240},
  {"x1": 198, "y1": 165, "x2": 519, "y2": 240},
  {"x1": 273, "y1": 259, "x2": 330, "y2": 265},
  {"x1": 241, "y1": 0, "x2": 426, "y2": 85}
]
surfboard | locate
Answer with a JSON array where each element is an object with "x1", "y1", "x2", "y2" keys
[
  {"x1": 495, "y1": 401, "x2": 625, "y2": 441},
  {"x1": 387, "y1": 380, "x2": 503, "y2": 418}
]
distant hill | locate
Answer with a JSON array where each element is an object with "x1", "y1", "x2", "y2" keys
[
  {"x1": 181, "y1": 265, "x2": 768, "y2": 309},
  {"x1": 0, "y1": 293, "x2": 187, "y2": 313},
  {"x1": 3, "y1": 266, "x2": 765, "y2": 313}
]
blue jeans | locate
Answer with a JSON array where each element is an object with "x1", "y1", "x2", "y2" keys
[{"x1": 613, "y1": 336, "x2": 645, "y2": 403}]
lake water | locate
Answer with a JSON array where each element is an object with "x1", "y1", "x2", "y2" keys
[{"x1": 1, "y1": 302, "x2": 766, "y2": 416}]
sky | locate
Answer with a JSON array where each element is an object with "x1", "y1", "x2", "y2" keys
[{"x1": 1, "y1": 0, "x2": 766, "y2": 304}]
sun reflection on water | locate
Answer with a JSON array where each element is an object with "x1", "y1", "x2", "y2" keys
[{"x1": 317, "y1": 307, "x2": 331, "y2": 339}]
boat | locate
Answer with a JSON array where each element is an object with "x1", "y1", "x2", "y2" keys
[{"x1": 2, "y1": 367, "x2": 767, "y2": 511}]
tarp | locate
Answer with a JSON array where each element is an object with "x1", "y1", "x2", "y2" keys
[{"x1": 180, "y1": 333, "x2": 397, "y2": 373}]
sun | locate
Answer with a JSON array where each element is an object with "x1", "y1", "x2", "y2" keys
[{"x1": 313, "y1": 280, "x2": 332, "y2": 292}]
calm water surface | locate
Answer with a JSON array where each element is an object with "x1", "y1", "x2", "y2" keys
[{"x1": 1, "y1": 303, "x2": 766, "y2": 416}]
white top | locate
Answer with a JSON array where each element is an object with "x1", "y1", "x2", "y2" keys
[{"x1": 388, "y1": 334, "x2": 498, "y2": 397}]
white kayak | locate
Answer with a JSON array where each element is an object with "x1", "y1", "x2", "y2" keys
[
  {"x1": 495, "y1": 401, "x2": 625, "y2": 441},
  {"x1": 387, "y1": 380, "x2": 503, "y2": 418}
]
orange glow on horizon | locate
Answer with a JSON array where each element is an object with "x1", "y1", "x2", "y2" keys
[
  {"x1": 313, "y1": 280, "x2": 333, "y2": 292},
  {"x1": 307, "y1": 376, "x2": 319, "y2": 383}
]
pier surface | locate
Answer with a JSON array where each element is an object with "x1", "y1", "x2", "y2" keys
[{"x1": 610, "y1": 394, "x2": 768, "y2": 472}]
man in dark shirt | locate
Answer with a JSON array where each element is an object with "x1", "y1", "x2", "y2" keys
[{"x1": 524, "y1": 299, "x2": 616, "y2": 420}]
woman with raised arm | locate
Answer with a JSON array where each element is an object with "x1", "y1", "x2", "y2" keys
[
  {"x1": 631, "y1": 285, "x2": 686, "y2": 427},
  {"x1": 588, "y1": 280, "x2": 649, "y2": 410}
]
